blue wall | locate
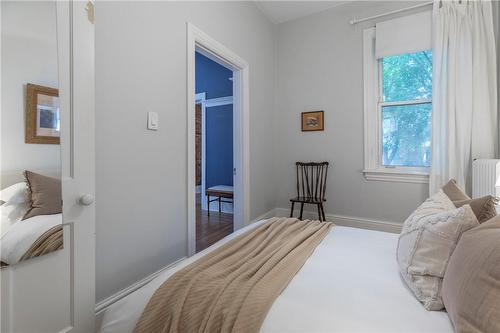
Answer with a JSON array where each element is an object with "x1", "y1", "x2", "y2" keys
[
  {"x1": 195, "y1": 52, "x2": 233, "y2": 187},
  {"x1": 206, "y1": 104, "x2": 233, "y2": 187},
  {"x1": 196, "y1": 52, "x2": 232, "y2": 99}
]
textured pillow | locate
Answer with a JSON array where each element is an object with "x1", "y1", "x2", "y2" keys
[
  {"x1": 453, "y1": 196, "x2": 498, "y2": 223},
  {"x1": 441, "y1": 179, "x2": 470, "y2": 201},
  {"x1": 23, "y1": 171, "x2": 62, "y2": 220},
  {"x1": 441, "y1": 179, "x2": 498, "y2": 223},
  {"x1": 442, "y1": 215, "x2": 500, "y2": 333},
  {"x1": 397, "y1": 190, "x2": 479, "y2": 310}
]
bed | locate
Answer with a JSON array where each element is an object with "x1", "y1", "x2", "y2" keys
[
  {"x1": 1, "y1": 170, "x2": 63, "y2": 266},
  {"x1": 98, "y1": 219, "x2": 453, "y2": 333}
]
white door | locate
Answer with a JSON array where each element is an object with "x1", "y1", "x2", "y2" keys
[{"x1": 0, "y1": 1, "x2": 95, "y2": 332}]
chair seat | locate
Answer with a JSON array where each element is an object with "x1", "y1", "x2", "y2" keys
[{"x1": 290, "y1": 197, "x2": 326, "y2": 204}]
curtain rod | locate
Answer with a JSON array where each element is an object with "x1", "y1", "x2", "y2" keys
[{"x1": 349, "y1": 1, "x2": 433, "y2": 25}]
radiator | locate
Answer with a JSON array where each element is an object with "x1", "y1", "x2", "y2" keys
[{"x1": 472, "y1": 159, "x2": 500, "y2": 199}]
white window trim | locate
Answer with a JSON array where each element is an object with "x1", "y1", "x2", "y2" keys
[{"x1": 363, "y1": 27, "x2": 429, "y2": 184}]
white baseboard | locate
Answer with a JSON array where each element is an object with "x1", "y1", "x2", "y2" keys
[
  {"x1": 95, "y1": 256, "x2": 186, "y2": 317},
  {"x1": 248, "y1": 208, "x2": 278, "y2": 224},
  {"x1": 273, "y1": 207, "x2": 402, "y2": 233}
]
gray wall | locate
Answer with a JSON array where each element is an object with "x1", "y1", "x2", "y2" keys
[
  {"x1": 95, "y1": 1, "x2": 276, "y2": 302},
  {"x1": 274, "y1": 2, "x2": 433, "y2": 223}
]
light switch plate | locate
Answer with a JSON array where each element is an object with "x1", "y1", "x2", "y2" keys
[{"x1": 147, "y1": 112, "x2": 158, "y2": 130}]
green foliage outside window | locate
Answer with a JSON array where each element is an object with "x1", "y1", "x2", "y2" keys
[{"x1": 381, "y1": 51, "x2": 432, "y2": 167}]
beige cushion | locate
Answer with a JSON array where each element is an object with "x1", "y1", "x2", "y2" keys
[
  {"x1": 397, "y1": 190, "x2": 479, "y2": 310},
  {"x1": 23, "y1": 170, "x2": 62, "y2": 220},
  {"x1": 441, "y1": 179, "x2": 470, "y2": 201},
  {"x1": 453, "y1": 196, "x2": 498, "y2": 223},
  {"x1": 441, "y1": 179, "x2": 497, "y2": 223},
  {"x1": 442, "y1": 215, "x2": 500, "y2": 333}
]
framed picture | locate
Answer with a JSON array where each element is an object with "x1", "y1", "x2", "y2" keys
[
  {"x1": 301, "y1": 111, "x2": 324, "y2": 132},
  {"x1": 26, "y1": 83, "x2": 60, "y2": 144}
]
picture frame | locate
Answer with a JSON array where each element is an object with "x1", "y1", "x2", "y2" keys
[
  {"x1": 25, "y1": 83, "x2": 60, "y2": 144},
  {"x1": 301, "y1": 111, "x2": 324, "y2": 132}
]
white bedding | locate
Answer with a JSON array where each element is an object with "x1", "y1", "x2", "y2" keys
[
  {"x1": 0, "y1": 211, "x2": 62, "y2": 265},
  {"x1": 99, "y1": 220, "x2": 454, "y2": 333}
]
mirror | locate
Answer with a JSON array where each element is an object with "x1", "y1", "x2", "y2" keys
[{"x1": 1, "y1": 1, "x2": 63, "y2": 267}]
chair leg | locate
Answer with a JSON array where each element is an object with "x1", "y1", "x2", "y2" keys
[
  {"x1": 320, "y1": 203, "x2": 326, "y2": 221},
  {"x1": 218, "y1": 197, "x2": 222, "y2": 214},
  {"x1": 299, "y1": 203, "x2": 304, "y2": 220},
  {"x1": 317, "y1": 204, "x2": 322, "y2": 222},
  {"x1": 207, "y1": 195, "x2": 210, "y2": 216},
  {"x1": 290, "y1": 202, "x2": 295, "y2": 218}
]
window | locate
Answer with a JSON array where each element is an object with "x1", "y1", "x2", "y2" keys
[
  {"x1": 363, "y1": 26, "x2": 432, "y2": 183},
  {"x1": 381, "y1": 51, "x2": 432, "y2": 167}
]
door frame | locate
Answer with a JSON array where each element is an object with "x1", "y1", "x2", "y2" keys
[{"x1": 187, "y1": 22, "x2": 249, "y2": 256}]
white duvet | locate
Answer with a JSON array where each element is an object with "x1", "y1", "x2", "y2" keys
[
  {"x1": 1, "y1": 203, "x2": 62, "y2": 265},
  {"x1": 99, "y1": 220, "x2": 454, "y2": 333}
]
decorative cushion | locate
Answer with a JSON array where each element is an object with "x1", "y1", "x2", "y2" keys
[
  {"x1": 397, "y1": 190, "x2": 479, "y2": 310},
  {"x1": 441, "y1": 179, "x2": 498, "y2": 223},
  {"x1": 453, "y1": 196, "x2": 498, "y2": 223},
  {"x1": 442, "y1": 215, "x2": 500, "y2": 333},
  {"x1": 441, "y1": 179, "x2": 470, "y2": 201},
  {"x1": 23, "y1": 171, "x2": 62, "y2": 220}
]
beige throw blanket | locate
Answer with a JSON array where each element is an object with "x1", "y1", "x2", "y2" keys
[
  {"x1": 19, "y1": 224, "x2": 63, "y2": 262},
  {"x1": 134, "y1": 217, "x2": 333, "y2": 333}
]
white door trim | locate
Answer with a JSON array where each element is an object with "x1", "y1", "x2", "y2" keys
[{"x1": 187, "y1": 22, "x2": 250, "y2": 256}]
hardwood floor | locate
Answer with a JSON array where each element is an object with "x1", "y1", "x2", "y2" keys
[{"x1": 196, "y1": 194, "x2": 233, "y2": 253}]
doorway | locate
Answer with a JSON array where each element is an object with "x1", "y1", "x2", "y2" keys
[
  {"x1": 187, "y1": 23, "x2": 249, "y2": 256},
  {"x1": 194, "y1": 52, "x2": 235, "y2": 252}
]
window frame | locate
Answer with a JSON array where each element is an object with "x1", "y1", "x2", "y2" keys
[{"x1": 363, "y1": 28, "x2": 430, "y2": 184}]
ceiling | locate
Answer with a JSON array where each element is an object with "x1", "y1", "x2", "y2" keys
[{"x1": 254, "y1": 1, "x2": 351, "y2": 24}]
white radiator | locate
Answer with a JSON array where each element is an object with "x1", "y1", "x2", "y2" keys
[{"x1": 472, "y1": 159, "x2": 500, "y2": 199}]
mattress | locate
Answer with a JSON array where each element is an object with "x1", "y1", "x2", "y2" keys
[{"x1": 98, "y1": 220, "x2": 454, "y2": 333}]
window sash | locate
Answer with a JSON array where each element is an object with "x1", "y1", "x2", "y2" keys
[
  {"x1": 376, "y1": 60, "x2": 431, "y2": 170},
  {"x1": 378, "y1": 102, "x2": 432, "y2": 170}
]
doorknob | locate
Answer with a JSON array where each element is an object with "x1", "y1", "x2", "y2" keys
[{"x1": 79, "y1": 194, "x2": 94, "y2": 206}]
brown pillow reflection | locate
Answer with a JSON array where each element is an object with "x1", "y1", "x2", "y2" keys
[{"x1": 23, "y1": 170, "x2": 62, "y2": 220}]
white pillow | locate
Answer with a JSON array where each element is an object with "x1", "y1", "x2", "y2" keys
[
  {"x1": 0, "y1": 182, "x2": 29, "y2": 205},
  {"x1": 0, "y1": 202, "x2": 29, "y2": 238},
  {"x1": 397, "y1": 190, "x2": 479, "y2": 310}
]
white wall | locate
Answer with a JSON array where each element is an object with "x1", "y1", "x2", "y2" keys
[
  {"x1": 274, "y1": 2, "x2": 434, "y2": 224},
  {"x1": 1, "y1": 1, "x2": 60, "y2": 173},
  {"x1": 95, "y1": 1, "x2": 276, "y2": 302}
]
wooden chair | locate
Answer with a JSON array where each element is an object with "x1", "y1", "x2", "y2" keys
[{"x1": 290, "y1": 162, "x2": 329, "y2": 221}]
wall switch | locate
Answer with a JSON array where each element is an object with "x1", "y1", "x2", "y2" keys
[{"x1": 147, "y1": 112, "x2": 158, "y2": 130}]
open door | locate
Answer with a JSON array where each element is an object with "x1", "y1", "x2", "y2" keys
[{"x1": 0, "y1": 2, "x2": 95, "y2": 332}]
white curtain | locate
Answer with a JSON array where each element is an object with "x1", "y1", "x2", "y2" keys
[{"x1": 430, "y1": 0, "x2": 498, "y2": 196}]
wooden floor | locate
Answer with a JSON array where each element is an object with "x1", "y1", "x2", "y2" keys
[{"x1": 196, "y1": 194, "x2": 233, "y2": 253}]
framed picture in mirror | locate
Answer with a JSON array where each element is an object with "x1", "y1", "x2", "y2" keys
[{"x1": 25, "y1": 83, "x2": 60, "y2": 144}]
